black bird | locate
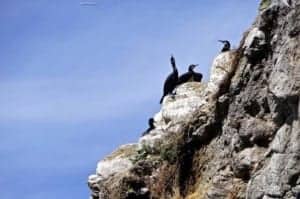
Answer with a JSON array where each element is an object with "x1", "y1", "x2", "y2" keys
[
  {"x1": 177, "y1": 64, "x2": 202, "y2": 86},
  {"x1": 192, "y1": 67, "x2": 203, "y2": 82},
  {"x1": 218, "y1": 40, "x2": 231, "y2": 52},
  {"x1": 160, "y1": 55, "x2": 179, "y2": 104},
  {"x1": 142, "y1": 118, "x2": 155, "y2": 136}
]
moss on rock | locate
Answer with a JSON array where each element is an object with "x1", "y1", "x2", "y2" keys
[{"x1": 259, "y1": 0, "x2": 271, "y2": 11}]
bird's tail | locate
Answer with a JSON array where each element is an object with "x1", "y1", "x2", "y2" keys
[{"x1": 159, "y1": 95, "x2": 164, "y2": 104}]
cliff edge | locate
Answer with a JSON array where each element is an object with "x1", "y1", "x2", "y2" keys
[{"x1": 88, "y1": 1, "x2": 300, "y2": 198}]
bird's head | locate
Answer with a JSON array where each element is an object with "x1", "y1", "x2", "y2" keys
[
  {"x1": 218, "y1": 40, "x2": 231, "y2": 52},
  {"x1": 148, "y1": 118, "x2": 154, "y2": 125},
  {"x1": 188, "y1": 64, "x2": 198, "y2": 71},
  {"x1": 218, "y1": 40, "x2": 230, "y2": 45},
  {"x1": 218, "y1": 40, "x2": 229, "y2": 44},
  {"x1": 170, "y1": 55, "x2": 175, "y2": 64},
  {"x1": 148, "y1": 118, "x2": 155, "y2": 127},
  {"x1": 170, "y1": 55, "x2": 177, "y2": 70}
]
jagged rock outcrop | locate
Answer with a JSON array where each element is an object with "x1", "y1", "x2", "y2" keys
[{"x1": 88, "y1": 1, "x2": 300, "y2": 198}]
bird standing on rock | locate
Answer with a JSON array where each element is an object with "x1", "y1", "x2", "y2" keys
[
  {"x1": 142, "y1": 118, "x2": 155, "y2": 136},
  {"x1": 177, "y1": 64, "x2": 203, "y2": 86},
  {"x1": 219, "y1": 40, "x2": 231, "y2": 52},
  {"x1": 160, "y1": 55, "x2": 179, "y2": 104}
]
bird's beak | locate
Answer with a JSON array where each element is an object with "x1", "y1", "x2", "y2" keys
[{"x1": 218, "y1": 40, "x2": 225, "y2": 43}]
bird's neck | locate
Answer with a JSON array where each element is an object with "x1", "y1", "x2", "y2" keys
[
  {"x1": 222, "y1": 46, "x2": 230, "y2": 52},
  {"x1": 225, "y1": 43, "x2": 230, "y2": 49},
  {"x1": 172, "y1": 66, "x2": 178, "y2": 73}
]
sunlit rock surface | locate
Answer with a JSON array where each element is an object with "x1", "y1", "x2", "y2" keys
[
  {"x1": 161, "y1": 82, "x2": 207, "y2": 123},
  {"x1": 207, "y1": 50, "x2": 237, "y2": 99},
  {"x1": 88, "y1": 1, "x2": 300, "y2": 198}
]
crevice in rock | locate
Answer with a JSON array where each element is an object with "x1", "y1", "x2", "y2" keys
[
  {"x1": 178, "y1": 138, "x2": 198, "y2": 196},
  {"x1": 262, "y1": 97, "x2": 271, "y2": 114},
  {"x1": 244, "y1": 100, "x2": 261, "y2": 117},
  {"x1": 289, "y1": 172, "x2": 300, "y2": 187},
  {"x1": 254, "y1": 138, "x2": 270, "y2": 148},
  {"x1": 121, "y1": 177, "x2": 150, "y2": 199}
]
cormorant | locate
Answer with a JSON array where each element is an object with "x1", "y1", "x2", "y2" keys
[
  {"x1": 192, "y1": 67, "x2": 203, "y2": 82},
  {"x1": 159, "y1": 55, "x2": 179, "y2": 104},
  {"x1": 177, "y1": 64, "x2": 202, "y2": 86},
  {"x1": 142, "y1": 118, "x2": 155, "y2": 136},
  {"x1": 218, "y1": 40, "x2": 231, "y2": 52}
]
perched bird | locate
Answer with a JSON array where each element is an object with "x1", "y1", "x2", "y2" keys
[
  {"x1": 177, "y1": 64, "x2": 203, "y2": 86},
  {"x1": 218, "y1": 40, "x2": 231, "y2": 52},
  {"x1": 142, "y1": 118, "x2": 155, "y2": 136},
  {"x1": 160, "y1": 55, "x2": 179, "y2": 104},
  {"x1": 191, "y1": 66, "x2": 203, "y2": 82}
]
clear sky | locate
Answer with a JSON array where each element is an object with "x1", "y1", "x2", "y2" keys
[{"x1": 0, "y1": 1, "x2": 259, "y2": 198}]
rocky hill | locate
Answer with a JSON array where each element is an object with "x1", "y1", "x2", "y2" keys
[{"x1": 88, "y1": 1, "x2": 300, "y2": 198}]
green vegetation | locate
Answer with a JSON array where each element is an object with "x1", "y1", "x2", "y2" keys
[
  {"x1": 259, "y1": 0, "x2": 271, "y2": 11},
  {"x1": 160, "y1": 144, "x2": 178, "y2": 164},
  {"x1": 130, "y1": 144, "x2": 153, "y2": 164},
  {"x1": 130, "y1": 142, "x2": 179, "y2": 164}
]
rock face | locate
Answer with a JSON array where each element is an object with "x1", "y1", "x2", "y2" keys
[{"x1": 88, "y1": 1, "x2": 300, "y2": 198}]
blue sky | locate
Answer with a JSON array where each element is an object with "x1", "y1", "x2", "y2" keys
[{"x1": 0, "y1": 1, "x2": 259, "y2": 198}]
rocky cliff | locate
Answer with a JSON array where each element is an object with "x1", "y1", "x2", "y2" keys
[{"x1": 88, "y1": 1, "x2": 300, "y2": 198}]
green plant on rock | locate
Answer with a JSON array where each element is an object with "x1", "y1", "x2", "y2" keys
[
  {"x1": 160, "y1": 144, "x2": 178, "y2": 164},
  {"x1": 259, "y1": 0, "x2": 271, "y2": 11},
  {"x1": 130, "y1": 144, "x2": 152, "y2": 164}
]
